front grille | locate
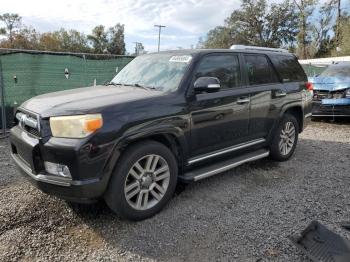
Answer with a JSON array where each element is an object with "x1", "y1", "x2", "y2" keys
[
  {"x1": 313, "y1": 89, "x2": 346, "y2": 101},
  {"x1": 15, "y1": 110, "x2": 41, "y2": 138},
  {"x1": 25, "y1": 126, "x2": 40, "y2": 137}
]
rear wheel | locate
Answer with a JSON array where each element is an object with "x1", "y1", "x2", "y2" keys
[
  {"x1": 105, "y1": 140, "x2": 178, "y2": 221},
  {"x1": 270, "y1": 114, "x2": 299, "y2": 161}
]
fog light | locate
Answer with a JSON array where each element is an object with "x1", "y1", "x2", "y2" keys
[{"x1": 44, "y1": 161, "x2": 71, "y2": 178}]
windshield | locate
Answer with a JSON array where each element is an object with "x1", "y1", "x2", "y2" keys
[
  {"x1": 320, "y1": 64, "x2": 350, "y2": 78},
  {"x1": 111, "y1": 53, "x2": 192, "y2": 92}
]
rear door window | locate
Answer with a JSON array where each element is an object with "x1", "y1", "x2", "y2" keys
[
  {"x1": 195, "y1": 54, "x2": 241, "y2": 89},
  {"x1": 244, "y1": 54, "x2": 279, "y2": 85},
  {"x1": 270, "y1": 55, "x2": 306, "y2": 82}
]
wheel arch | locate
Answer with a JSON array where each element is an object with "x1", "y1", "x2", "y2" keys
[
  {"x1": 267, "y1": 103, "x2": 304, "y2": 144},
  {"x1": 282, "y1": 106, "x2": 304, "y2": 133},
  {"x1": 116, "y1": 131, "x2": 187, "y2": 176}
]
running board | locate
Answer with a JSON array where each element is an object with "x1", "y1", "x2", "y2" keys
[{"x1": 179, "y1": 149, "x2": 269, "y2": 182}]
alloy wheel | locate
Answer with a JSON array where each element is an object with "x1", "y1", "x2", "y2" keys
[
  {"x1": 124, "y1": 154, "x2": 170, "y2": 210},
  {"x1": 279, "y1": 121, "x2": 296, "y2": 156}
]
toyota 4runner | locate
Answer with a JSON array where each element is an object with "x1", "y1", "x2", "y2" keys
[{"x1": 10, "y1": 45, "x2": 313, "y2": 220}]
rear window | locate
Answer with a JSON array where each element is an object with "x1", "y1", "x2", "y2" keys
[
  {"x1": 244, "y1": 54, "x2": 279, "y2": 85},
  {"x1": 270, "y1": 55, "x2": 306, "y2": 82}
]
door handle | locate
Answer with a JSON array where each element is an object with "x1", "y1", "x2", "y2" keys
[
  {"x1": 273, "y1": 90, "x2": 287, "y2": 98},
  {"x1": 237, "y1": 97, "x2": 250, "y2": 104}
]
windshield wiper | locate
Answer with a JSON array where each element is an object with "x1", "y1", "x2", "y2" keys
[
  {"x1": 132, "y1": 83, "x2": 158, "y2": 90},
  {"x1": 106, "y1": 82, "x2": 122, "y2": 86},
  {"x1": 108, "y1": 82, "x2": 158, "y2": 90}
]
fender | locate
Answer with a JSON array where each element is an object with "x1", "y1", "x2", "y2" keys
[
  {"x1": 108, "y1": 114, "x2": 190, "y2": 163},
  {"x1": 267, "y1": 100, "x2": 304, "y2": 142},
  {"x1": 278, "y1": 101, "x2": 304, "y2": 119}
]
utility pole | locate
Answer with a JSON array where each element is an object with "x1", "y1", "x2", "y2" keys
[{"x1": 154, "y1": 25, "x2": 166, "y2": 52}]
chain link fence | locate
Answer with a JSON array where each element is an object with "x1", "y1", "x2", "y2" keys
[{"x1": 0, "y1": 48, "x2": 134, "y2": 133}]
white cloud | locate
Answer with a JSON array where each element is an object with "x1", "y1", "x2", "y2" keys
[{"x1": 1, "y1": 0, "x2": 240, "y2": 52}]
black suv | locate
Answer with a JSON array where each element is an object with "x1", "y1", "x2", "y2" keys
[{"x1": 10, "y1": 46, "x2": 312, "y2": 220}]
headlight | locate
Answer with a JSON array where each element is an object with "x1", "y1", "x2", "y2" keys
[
  {"x1": 50, "y1": 114, "x2": 103, "y2": 138},
  {"x1": 346, "y1": 88, "x2": 350, "y2": 98}
]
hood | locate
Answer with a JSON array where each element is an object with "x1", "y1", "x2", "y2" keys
[
  {"x1": 309, "y1": 76, "x2": 350, "y2": 91},
  {"x1": 21, "y1": 85, "x2": 163, "y2": 117}
]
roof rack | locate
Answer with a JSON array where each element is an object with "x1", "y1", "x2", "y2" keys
[{"x1": 230, "y1": 45, "x2": 289, "y2": 53}]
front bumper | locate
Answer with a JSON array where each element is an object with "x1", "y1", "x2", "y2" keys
[
  {"x1": 10, "y1": 125, "x2": 119, "y2": 203},
  {"x1": 312, "y1": 100, "x2": 350, "y2": 117}
]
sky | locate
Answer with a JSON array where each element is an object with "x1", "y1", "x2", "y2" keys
[{"x1": 0, "y1": 0, "x2": 241, "y2": 54}]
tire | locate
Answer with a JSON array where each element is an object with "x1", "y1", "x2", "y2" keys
[
  {"x1": 269, "y1": 114, "x2": 299, "y2": 161},
  {"x1": 104, "y1": 140, "x2": 178, "y2": 221}
]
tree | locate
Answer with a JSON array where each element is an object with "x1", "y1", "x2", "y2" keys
[
  {"x1": 333, "y1": 0, "x2": 341, "y2": 46},
  {"x1": 107, "y1": 24, "x2": 125, "y2": 55},
  {"x1": 88, "y1": 24, "x2": 126, "y2": 54},
  {"x1": 0, "y1": 13, "x2": 126, "y2": 54},
  {"x1": 200, "y1": 26, "x2": 231, "y2": 48},
  {"x1": 133, "y1": 42, "x2": 145, "y2": 56},
  {"x1": 333, "y1": 15, "x2": 350, "y2": 56},
  {"x1": 311, "y1": 1, "x2": 335, "y2": 57},
  {"x1": 200, "y1": 0, "x2": 299, "y2": 49},
  {"x1": 0, "y1": 26, "x2": 39, "y2": 49},
  {"x1": 38, "y1": 32, "x2": 63, "y2": 51},
  {"x1": 293, "y1": 0, "x2": 317, "y2": 59},
  {"x1": 57, "y1": 29, "x2": 90, "y2": 53},
  {"x1": 0, "y1": 13, "x2": 22, "y2": 46},
  {"x1": 37, "y1": 29, "x2": 91, "y2": 53},
  {"x1": 88, "y1": 25, "x2": 108, "y2": 53}
]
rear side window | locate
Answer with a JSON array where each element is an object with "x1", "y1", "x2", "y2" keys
[
  {"x1": 244, "y1": 54, "x2": 279, "y2": 85},
  {"x1": 195, "y1": 54, "x2": 241, "y2": 89},
  {"x1": 270, "y1": 55, "x2": 306, "y2": 82}
]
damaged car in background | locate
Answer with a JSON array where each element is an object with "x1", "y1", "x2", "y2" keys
[{"x1": 310, "y1": 62, "x2": 350, "y2": 117}]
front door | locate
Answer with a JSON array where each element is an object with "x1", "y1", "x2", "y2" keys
[{"x1": 188, "y1": 53, "x2": 251, "y2": 158}]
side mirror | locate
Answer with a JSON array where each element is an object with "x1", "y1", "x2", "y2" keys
[{"x1": 194, "y1": 77, "x2": 221, "y2": 93}]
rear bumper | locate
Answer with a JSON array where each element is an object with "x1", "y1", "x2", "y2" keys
[
  {"x1": 312, "y1": 101, "x2": 350, "y2": 117},
  {"x1": 9, "y1": 125, "x2": 119, "y2": 203}
]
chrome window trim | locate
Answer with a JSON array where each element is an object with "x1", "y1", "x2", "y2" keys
[
  {"x1": 188, "y1": 138, "x2": 266, "y2": 165},
  {"x1": 312, "y1": 114, "x2": 350, "y2": 117}
]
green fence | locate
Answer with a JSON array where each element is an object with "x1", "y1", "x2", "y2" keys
[{"x1": 0, "y1": 49, "x2": 134, "y2": 129}]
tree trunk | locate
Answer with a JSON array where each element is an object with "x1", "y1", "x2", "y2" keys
[{"x1": 336, "y1": 0, "x2": 341, "y2": 46}]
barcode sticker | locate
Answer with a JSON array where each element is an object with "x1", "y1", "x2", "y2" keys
[{"x1": 169, "y1": 55, "x2": 192, "y2": 63}]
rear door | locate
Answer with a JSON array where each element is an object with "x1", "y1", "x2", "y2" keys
[
  {"x1": 188, "y1": 53, "x2": 251, "y2": 158},
  {"x1": 243, "y1": 54, "x2": 282, "y2": 139}
]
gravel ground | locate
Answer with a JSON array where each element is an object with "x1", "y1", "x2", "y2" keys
[{"x1": 0, "y1": 120, "x2": 350, "y2": 262}]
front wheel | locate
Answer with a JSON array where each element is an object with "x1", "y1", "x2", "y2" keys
[
  {"x1": 269, "y1": 114, "x2": 299, "y2": 161},
  {"x1": 104, "y1": 140, "x2": 178, "y2": 221}
]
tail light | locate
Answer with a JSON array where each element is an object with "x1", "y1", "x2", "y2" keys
[{"x1": 305, "y1": 82, "x2": 313, "y2": 91}]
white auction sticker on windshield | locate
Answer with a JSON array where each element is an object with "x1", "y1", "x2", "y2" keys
[{"x1": 169, "y1": 55, "x2": 192, "y2": 63}]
